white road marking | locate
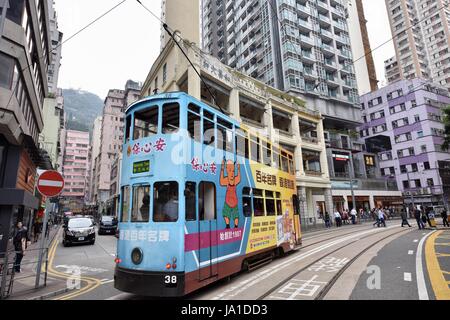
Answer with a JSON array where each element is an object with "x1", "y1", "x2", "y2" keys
[
  {"x1": 101, "y1": 279, "x2": 114, "y2": 284},
  {"x1": 416, "y1": 231, "x2": 436, "y2": 300},
  {"x1": 408, "y1": 250, "x2": 414, "y2": 255},
  {"x1": 413, "y1": 239, "x2": 419, "y2": 243},
  {"x1": 404, "y1": 273, "x2": 412, "y2": 282},
  {"x1": 107, "y1": 293, "x2": 135, "y2": 300}
]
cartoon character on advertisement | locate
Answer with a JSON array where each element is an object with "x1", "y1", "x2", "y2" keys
[
  {"x1": 283, "y1": 209, "x2": 294, "y2": 246},
  {"x1": 220, "y1": 159, "x2": 241, "y2": 229}
]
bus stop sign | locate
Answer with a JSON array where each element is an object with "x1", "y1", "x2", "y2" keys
[{"x1": 37, "y1": 170, "x2": 65, "y2": 198}]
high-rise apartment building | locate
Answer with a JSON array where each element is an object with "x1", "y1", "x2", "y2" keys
[
  {"x1": 89, "y1": 116, "x2": 102, "y2": 204},
  {"x1": 61, "y1": 130, "x2": 90, "y2": 211},
  {"x1": 384, "y1": 56, "x2": 402, "y2": 84},
  {"x1": 385, "y1": 0, "x2": 450, "y2": 91},
  {"x1": 0, "y1": 0, "x2": 54, "y2": 254},
  {"x1": 46, "y1": 0, "x2": 63, "y2": 95},
  {"x1": 359, "y1": 78, "x2": 450, "y2": 208},
  {"x1": 92, "y1": 81, "x2": 141, "y2": 204},
  {"x1": 201, "y1": 0, "x2": 397, "y2": 213},
  {"x1": 202, "y1": 0, "x2": 362, "y2": 104}
]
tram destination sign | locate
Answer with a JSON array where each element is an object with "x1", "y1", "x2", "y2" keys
[{"x1": 133, "y1": 160, "x2": 150, "y2": 174}]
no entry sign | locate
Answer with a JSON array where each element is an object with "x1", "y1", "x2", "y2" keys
[{"x1": 37, "y1": 171, "x2": 65, "y2": 198}]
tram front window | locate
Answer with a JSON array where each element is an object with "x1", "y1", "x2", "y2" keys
[
  {"x1": 131, "y1": 186, "x2": 150, "y2": 223},
  {"x1": 162, "y1": 103, "x2": 180, "y2": 134},
  {"x1": 153, "y1": 182, "x2": 179, "y2": 222},
  {"x1": 134, "y1": 106, "x2": 158, "y2": 140}
]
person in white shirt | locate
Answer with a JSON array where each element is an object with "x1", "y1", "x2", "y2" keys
[
  {"x1": 334, "y1": 211, "x2": 342, "y2": 227},
  {"x1": 350, "y1": 208, "x2": 357, "y2": 225},
  {"x1": 378, "y1": 208, "x2": 387, "y2": 228}
]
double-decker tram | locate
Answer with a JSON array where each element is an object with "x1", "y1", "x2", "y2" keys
[{"x1": 114, "y1": 92, "x2": 302, "y2": 297}]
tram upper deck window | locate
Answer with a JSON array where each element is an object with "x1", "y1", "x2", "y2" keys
[
  {"x1": 262, "y1": 142, "x2": 272, "y2": 167},
  {"x1": 125, "y1": 115, "x2": 132, "y2": 143},
  {"x1": 272, "y1": 146, "x2": 280, "y2": 170},
  {"x1": 162, "y1": 103, "x2": 180, "y2": 134},
  {"x1": 236, "y1": 129, "x2": 249, "y2": 159},
  {"x1": 131, "y1": 185, "x2": 150, "y2": 223},
  {"x1": 281, "y1": 152, "x2": 289, "y2": 173},
  {"x1": 153, "y1": 182, "x2": 179, "y2": 223},
  {"x1": 188, "y1": 104, "x2": 201, "y2": 143},
  {"x1": 134, "y1": 106, "x2": 158, "y2": 140},
  {"x1": 288, "y1": 154, "x2": 295, "y2": 175},
  {"x1": 185, "y1": 182, "x2": 196, "y2": 221},
  {"x1": 242, "y1": 187, "x2": 252, "y2": 217},
  {"x1": 217, "y1": 120, "x2": 233, "y2": 153},
  {"x1": 120, "y1": 186, "x2": 130, "y2": 222},
  {"x1": 203, "y1": 111, "x2": 215, "y2": 146},
  {"x1": 250, "y1": 135, "x2": 261, "y2": 163}
]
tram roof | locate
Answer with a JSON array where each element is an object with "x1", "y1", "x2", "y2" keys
[{"x1": 125, "y1": 91, "x2": 240, "y2": 127}]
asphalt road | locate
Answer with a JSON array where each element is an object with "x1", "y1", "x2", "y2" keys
[
  {"x1": 48, "y1": 228, "x2": 121, "y2": 300},
  {"x1": 47, "y1": 223, "x2": 450, "y2": 300}
]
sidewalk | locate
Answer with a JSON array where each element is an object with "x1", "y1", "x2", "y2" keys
[{"x1": 4, "y1": 225, "x2": 71, "y2": 300}]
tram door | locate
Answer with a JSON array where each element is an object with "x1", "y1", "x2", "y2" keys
[
  {"x1": 198, "y1": 182, "x2": 219, "y2": 281},
  {"x1": 292, "y1": 195, "x2": 302, "y2": 245}
]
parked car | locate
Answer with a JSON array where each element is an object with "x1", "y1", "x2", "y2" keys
[
  {"x1": 63, "y1": 217, "x2": 95, "y2": 247},
  {"x1": 98, "y1": 216, "x2": 118, "y2": 235}
]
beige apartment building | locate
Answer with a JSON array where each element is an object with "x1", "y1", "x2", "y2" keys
[{"x1": 385, "y1": 0, "x2": 450, "y2": 90}]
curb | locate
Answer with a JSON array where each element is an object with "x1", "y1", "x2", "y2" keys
[{"x1": 29, "y1": 287, "x2": 75, "y2": 300}]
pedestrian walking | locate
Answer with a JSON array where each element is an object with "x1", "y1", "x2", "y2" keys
[
  {"x1": 401, "y1": 209, "x2": 412, "y2": 228},
  {"x1": 372, "y1": 208, "x2": 380, "y2": 227},
  {"x1": 442, "y1": 210, "x2": 449, "y2": 227},
  {"x1": 414, "y1": 207, "x2": 425, "y2": 230},
  {"x1": 13, "y1": 222, "x2": 28, "y2": 273},
  {"x1": 334, "y1": 210, "x2": 342, "y2": 227},
  {"x1": 324, "y1": 212, "x2": 331, "y2": 228},
  {"x1": 350, "y1": 208, "x2": 357, "y2": 225},
  {"x1": 378, "y1": 208, "x2": 387, "y2": 227}
]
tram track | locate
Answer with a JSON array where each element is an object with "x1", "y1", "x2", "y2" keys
[
  {"x1": 256, "y1": 226, "x2": 412, "y2": 300},
  {"x1": 300, "y1": 224, "x2": 378, "y2": 250}
]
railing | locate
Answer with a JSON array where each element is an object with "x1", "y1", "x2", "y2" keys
[{"x1": 0, "y1": 226, "x2": 60, "y2": 299}]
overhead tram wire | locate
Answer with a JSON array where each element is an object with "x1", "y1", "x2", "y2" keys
[
  {"x1": 1, "y1": 0, "x2": 128, "y2": 119},
  {"x1": 135, "y1": 0, "x2": 225, "y2": 115},
  {"x1": 266, "y1": 0, "x2": 450, "y2": 93}
]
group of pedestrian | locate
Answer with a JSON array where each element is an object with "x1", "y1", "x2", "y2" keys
[
  {"x1": 371, "y1": 207, "x2": 388, "y2": 228},
  {"x1": 411, "y1": 206, "x2": 449, "y2": 230}
]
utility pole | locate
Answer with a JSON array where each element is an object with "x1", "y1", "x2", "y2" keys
[
  {"x1": 406, "y1": 170, "x2": 415, "y2": 209},
  {"x1": 348, "y1": 153, "x2": 356, "y2": 210}
]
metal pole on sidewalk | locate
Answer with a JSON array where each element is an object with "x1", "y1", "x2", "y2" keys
[{"x1": 35, "y1": 201, "x2": 50, "y2": 289}]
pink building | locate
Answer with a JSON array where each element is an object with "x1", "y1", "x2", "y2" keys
[{"x1": 61, "y1": 130, "x2": 90, "y2": 206}]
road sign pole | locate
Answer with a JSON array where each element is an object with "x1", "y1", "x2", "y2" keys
[
  {"x1": 34, "y1": 171, "x2": 64, "y2": 289},
  {"x1": 35, "y1": 204, "x2": 49, "y2": 289}
]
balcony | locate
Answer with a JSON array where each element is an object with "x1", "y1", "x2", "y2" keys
[
  {"x1": 297, "y1": 4, "x2": 311, "y2": 17},
  {"x1": 302, "y1": 135, "x2": 320, "y2": 144},
  {"x1": 300, "y1": 35, "x2": 315, "y2": 47},
  {"x1": 298, "y1": 19, "x2": 313, "y2": 31}
]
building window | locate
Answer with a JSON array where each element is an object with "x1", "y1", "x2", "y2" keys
[
  {"x1": 423, "y1": 161, "x2": 430, "y2": 170},
  {"x1": 427, "y1": 178, "x2": 434, "y2": 187},
  {"x1": 0, "y1": 53, "x2": 15, "y2": 89},
  {"x1": 403, "y1": 181, "x2": 410, "y2": 189}
]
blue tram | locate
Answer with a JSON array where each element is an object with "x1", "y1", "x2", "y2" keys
[{"x1": 114, "y1": 92, "x2": 302, "y2": 296}]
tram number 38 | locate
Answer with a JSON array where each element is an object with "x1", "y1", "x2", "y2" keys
[{"x1": 164, "y1": 275, "x2": 177, "y2": 287}]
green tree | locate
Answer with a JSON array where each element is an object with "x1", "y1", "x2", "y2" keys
[{"x1": 444, "y1": 105, "x2": 450, "y2": 151}]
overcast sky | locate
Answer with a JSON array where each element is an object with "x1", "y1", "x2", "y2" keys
[{"x1": 54, "y1": 0, "x2": 395, "y2": 99}]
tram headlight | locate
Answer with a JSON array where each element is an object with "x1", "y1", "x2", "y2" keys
[{"x1": 131, "y1": 248, "x2": 143, "y2": 265}]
